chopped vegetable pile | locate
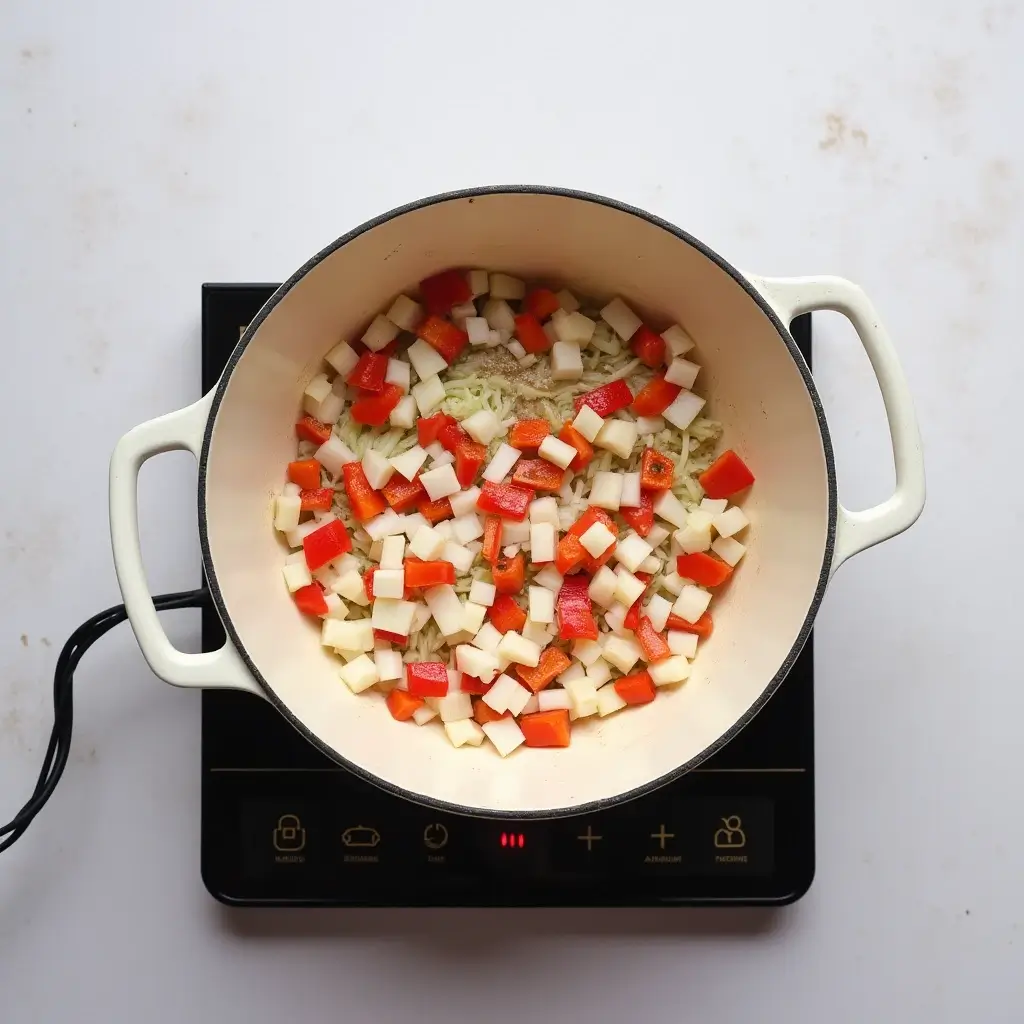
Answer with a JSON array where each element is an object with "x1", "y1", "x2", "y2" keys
[{"x1": 273, "y1": 269, "x2": 755, "y2": 756}]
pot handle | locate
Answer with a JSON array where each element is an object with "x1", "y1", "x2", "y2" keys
[
  {"x1": 109, "y1": 394, "x2": 264, "y2": 695},
  {"x1": 747, "y1": 274, "x2": 926, "y2": 576}
]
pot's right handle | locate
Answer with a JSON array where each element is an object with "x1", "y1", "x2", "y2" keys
[
  {"x1": 109, "y1": 394, "x2": 264, "y2": 696},
  {"x1": 747, "y1": 274, "x2": 926, "y2": 577}
]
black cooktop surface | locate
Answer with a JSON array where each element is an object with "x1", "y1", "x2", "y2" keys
[{"x1": 200, "y1": 283, "x2": 815, "y2": 907}]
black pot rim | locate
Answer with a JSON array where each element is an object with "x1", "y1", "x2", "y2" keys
[{"x1": 197, "y1": 184, "x2": 837, "y2": 821}]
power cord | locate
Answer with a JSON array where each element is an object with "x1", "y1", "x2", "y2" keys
[{"x1": 0, "y1": 588, "x2": 210, "y2": 853}]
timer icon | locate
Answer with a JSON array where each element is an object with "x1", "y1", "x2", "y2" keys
[{"x1": 423, "y1": 823, "x2": 449, "y2": 850}]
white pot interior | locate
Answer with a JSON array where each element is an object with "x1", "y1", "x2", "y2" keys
[{"x1": 202, "y1": 190, "x2": 831, "y2": 815}]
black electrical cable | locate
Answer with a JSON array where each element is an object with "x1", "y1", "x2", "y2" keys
[{"x1": 0, "y1": 588, "x2": 210, "y2": 853}]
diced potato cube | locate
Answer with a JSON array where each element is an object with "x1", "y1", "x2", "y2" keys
[
  {"x1": 635, "y1": 415, "x2": 666, "y2": 435},
  {"x1": 483, "y1": 673, "x2": 532, "y2": 715},
  {"x1": 461, "y1": 601, "x2": 488, "y2": 635},
  {"x1": 362, "y1": 449, "x2": 395, "y2": 491},
  {"x1": 282, "y1": 561, "x2": 312, "y2": 592},
  {"x1": 374, "y1": 648, "x2": 404, "y2": 681},
  {"x1": 528, "y1": 585, "x2": 555, "y2": 624},
  {"x1": 448, "y1": 486, "x2": 480, "y2": 517},
  {"x1": 586, "y1": 658, "x2": 612, "y2": 686},
  {"x1": 572, "y1": 639, "x2": 603, "y2": 667},
  {"x1": 572, "y1": 404, "x2": 605, "y2": 443},
  {"x1": 323, "y1": 594, "x2": 349, "y2": 620},
  {"x1": 658, "y1": 571, "x2": 686, "y2": 597},
  {"x1": 614, "y1": 567, "x2": 647, "y2": 607},
  {"x1": 386, "y1": 358, "x2": 411, "y2": 392},
  {"x1": 417, "y1": 464, "x2": 458, "y2": 503},
  {"x1": 529, "y1": 497, "x2": 560, "y2": 526},
  {"x1": 466, "y1": 316, "x2": 492, "y2": 346},
  {"x1": 451, "y1": 513, "x2": 484, "y2": 545},
  {"x1": 604, "y1": 635, "x2": 642, "y2": 674},
  {"x1": 462, "y1": 409, "x2": 501, "y2": 445},
  {"x1": 522, "y1": 618, "x2": 551, "y2": 646},
  {"x1": 482, "y1": 443, "x2": 522, "y2": 483},
  {"x1": 407, "y1": 338, "x2": 448, "y2": 379},
  {"x1": 533, "y1": 565, "x2": 564, "y2": 592},
  {"x1": 322, "y1": 618, "x2": 374, "y2": 653},
  {"x1": 590, "y1": 471, "x2": 623, "y2": 511},
  {"x1": 713, "y1": 506, "x2": 750, "y2": 538},
  {"x1": 437, "y1": 691, "x2": 473, "y2": 723},
  {"x1": 489, "y1": 272, "x2": 525, "y2": 300},
  {"x1": 588, "y1": 566, "x2": 619, "y2": 608},
  {"x1": 473, "y1": 622, "x2": 503, "y2": 653},
  {"x1": 530, "y1": 522, "x2": 557, "y2": 564},
  {"x1": 673, "y1": 585, "x2": 712, "y2": 624},
  {"x1": 565, "y1": 677, "x2": 599, "y2": 719},
  {"x1": 467, "y1": 269, "x2": 490, "y2": 297},
  {"x1": 469, "y1": 580, "x2": 496, "y2": 607},
  {"x1": 386, "y1": 294, "x2": 424, "y2": 332},
  {"x1": 537, "y1": 688, "x2": 573, "y2": 712},
  {"x1": 389, "y1": 444, "x2": 428, "y2": 482},
  {"x1": 538, "y1": 434, "x2": 576, "y2": 469},
  {"x1": 372, "y1": 568, "x2": 405, "y2": 599},
  {"x1": 501, "y1": 519, "x2": 531, "y2": 543},
  {"x1": 482, "y1": 297, "x2": 516, "y2": 332},
  {"x1": 442, "y1": 541, "x2": 475, "y2": 573},
  {"x1": 362, "y1": 314, "x2": 400, "y2": 352},
  {"x1": 603, "y1": 603, "x2": 628, "y2": 635},
  {"x1": 675, "y1": 522, "x2": 713, "y2": 554},
  {"x1": 339, "y1": 654, "x2": 380, "y2": 693},
  {"x1": 551, "y1": 341, "x2": 584, "y2": 380},
  {"x1": 645, "y1": 593, "x2": 672, "y2": 633},
  {"x1": 712, "y1": 536, "x2": 747, "y2": 566},
  {"x1": 402, "y1": 512, "x2": 428, "y2": 540},
  {"x1": 413, "y1": 705, "x2": 438, "y2": 726},
  {"x1": 389, "y1": 395, "x2": 417, "y2": 429},
  {"x1": 667, "y1": 631, "x2": 699, "y2": 658},
  {"x1": 423, "y1": 583, "x2": 464, "y2": 635},
  {"x1": 315, "y1": 435, "x2": 357, "y2": 477},
  {"x1": 595, "y1": 419, "x2": 638, "y2": 460},
  {"x1": 620, "y1": 472, "x2": 642, "y2": 508},
  {"x1": 370, "y1": 597, "x2": 416, "y2": 635},
  {"x1": 496, "y1": 631, "x2": 542, "y2": 667},
  {"x1": 596, "y1": 683, "x2": 627, "y2": 717},
  {"x1": 663, "y1": 391, "x2": 706, "y2": 430},
  {"x1": 482, "y1": 716, "x2": 526, "y2": 757},
  {"x1": 580, "y1": 522, "x2": 616, "y2": 558},
  {"x1": 649, "y1": 655, "x2": 691, "y2": 685},
  {"x1": 653, "y1": 490, "x2": 689, "y2": 528},
  {"x1": 614, "y1": 532, "x2": 653, "y2": 573},
  {"x1": 665, "y1": 357, "x2": 700, "y2": 389},
  {"x1": 444, "y1": 719, "x2": 485, "y2": 747},
  {"x1": 661, "y1": 324, "x2": 695, "y2": 357},
  {"x1": 556, "y1": 288, "x2": 580, "y2": 312},
  {"x1": 325, "y1": 341, "x2": 360, "y2": 376},
  {"x1": 455, "y1": 644, "x2": 500, "y2": 684},
  {"x1": 302, "y1": 373, "x2": 332, "y2": 418},
  {"x1": 412, "y1": 373, "x2": 446, "y2": 416},
  {"x1": 600, "y1": 297, "x2": 642, "y2": 341},
  {"x1": 553, "y1": 311, "x2": 597, "y2": 346},
  {"x1": 274, "y1": 493, "x2": 301, "y2": 532}
]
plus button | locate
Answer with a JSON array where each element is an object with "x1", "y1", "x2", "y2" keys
[
  {"x1": 577, "y1": 826, "x2": 602, "y2": 851},
  {"x1": 650, "y1": 824, "x2": 675, "y2": 850}
]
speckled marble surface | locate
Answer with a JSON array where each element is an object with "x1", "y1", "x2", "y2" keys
[{"x1": 1, "y1": 2, "x2": 1021, "y2": 1020}]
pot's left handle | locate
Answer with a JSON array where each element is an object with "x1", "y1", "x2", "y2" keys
[{"x1": 109, "y1": 395, "x2": 264, "y2": 695}]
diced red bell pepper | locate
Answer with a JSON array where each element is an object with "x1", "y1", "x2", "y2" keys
[
  {"x1": 558, "y1": 421, "x2": 594, "y2": 470},
  {"x1": 460, "y1": 673, "x2": 491, "y2": 695},
  {"x1": 287, "y1": 459, "x2": 321, "y2": 489},
  {"x1": 515, "y1": 647, "x2": 572, "y2": 693},
  {"x1": 405, "y1": 662, "x2": 450, "y2": 698},
  {"x1": 512, "y1": 459, "x2": 565, "y2": 493},
  {"x1": 418, "y1": 412, "x2": 455, "y2": 447},
  {"x1": 374, "y1": 628, "x2": 409, "y2": 646},
  {"x1": 292, "y1": 582, "x2": 329, "y2": 617},
  {"x1": 520, "y1": 709, "x2": 571, "y2": 747},
  {"x1": 567, "y1": 506, "x2": 618, "y2": 540},
  {"x1": 476, "y1": 481, "x2": 534, "y2": 521},
  {"x1": 556, "y1": 575, "x2": 599, "y2": 641},
  {"x1": 386, "y1": 689, "x2": 424, "y2": 721},
  {"x1": 299, "y1": 488, "x2": 334, "y2": 512},
  {"x1": 555, "y1": 534, "x2": 586, "y2": 576},
  {"x1": 296, "y1": 415, "x2": 332, "y2": 445},
  {"x1": 573, "y1": 379, "x2": 633, "y2": 417},
  {"x1": 666, "y1": 611, "x2": 714, "y2": 639},
  {"x1": 350, "y1": 383, "x2": 404, "y2": 427},
  {"x1": 492, "y1": 551, "x2": 525, "y2": 595},
  {"x1": 509, "y1": 419, "x2": 551, "y2": 449},
  {"x1": 482, "y1": 516, "x2": 502, "y2": 564},
  {"x1": 474, "y1": 699, "x2": 509, "y2": 725},
  {"x1": 635, "y1": 617, "x2": 671, "y2": 663},
  {"x1": 640, "y1": 447, "x2": 675, "y2": 490},
  {"x1": 513, "y1": 312, "x2": 551, "y2": 354},
  {"x1": 419, "y1": 268, "x2": 472, "y2": 316},
  {"x1": 676, "y1": 552, "x2": 733, "y2": 587},
  {"x1": 438, "y1": 419, "x2": 471, "y2": 453},
  {"x1": 302, "y1": 519, "x2": 352, "y2": 571},
  {"x1": 346, "y1": 352, "x2": 388, "y2": 392},
  {"x1": 341, "y1": 463, "x2": 386, "y2": 522},
  {"x1": 614, "y1": 670, "x2": 656, "y2": 705},
  {"x1": 404, "y1": 559, "x2": 456, "y2": 589},
  {"x1": 523, "y1": 288, "x2": 561, "y2": 321},
  {"x1": 699, "y1": 450, "x2": 755, "y2": 499},
  {"x1": 363, "y1": 566, "x2": 377, "y2": 600},
  {"x1": 417, "y1": 496, "x2": 453, "y2": 524},
  {"x1": 455, "y1": 440, "x2": 487, "y2": 488},
  {"x1": 417, "y1": 314, "x2": 468, "y2": 364},
  {"x1": 488, "y1": 593, "x2": 527, "y2": 634},
  {"x1": 631, "y1": 376, "x2": 681, "y2": 416},
  {"x1": 381, "y1": 473, "x2": 427, "y2": 512},
  {"x1": 625, "y1": 596, "x2": 643, "y2": 632},
  {"x1": 621, "y1": 490, "x2": 655, "y2": 537},
  {"x1": 631, "y1": 325, "x2": 666, "y2": 368}
]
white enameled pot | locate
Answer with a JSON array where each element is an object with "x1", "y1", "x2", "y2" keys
[{"x1": 109, "y1": 187, "x2": 925, "y2": 818}]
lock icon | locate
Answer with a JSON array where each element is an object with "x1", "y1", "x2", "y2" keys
[{"x1": 272, "y1": 814, "x2": 306, "y2": 852}]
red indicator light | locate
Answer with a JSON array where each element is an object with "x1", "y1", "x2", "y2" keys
[{"x1": 499, "y1": 832, "x2": 526, "y2": 849}]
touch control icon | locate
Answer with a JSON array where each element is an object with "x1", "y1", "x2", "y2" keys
[
  {"x1": 272, "y1": 814, "x2": 306, "y2": 853},
  {"x1": 714, "y1": 816, "x2": 746, "y2": 849},
  {"x1": 423, "y1": 823, "x2": 449, "y2": 850},
  {"x1": 342, "y1": 825, "x2": 381, "y2": 849},
  {"x1": 650, "y1": 824, "x2": 675, "y2": 850}
]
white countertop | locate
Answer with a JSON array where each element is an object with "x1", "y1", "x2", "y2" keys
[{"x1": 2, "y1": 1, "x2": 1022, "y2": 1020}]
